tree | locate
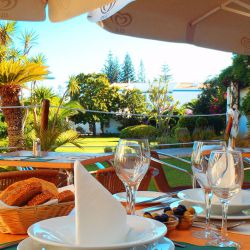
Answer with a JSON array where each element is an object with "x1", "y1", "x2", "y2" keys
[
  {"x1": 120, "y1": 53, "x2": 136, "y2": 83},
  {"x1": 147, "y1": 79, "x2": 179, "y2": 134},
  {"x1": 138, "y1": 59, "x2": 146, "y2": 82},
  {"x1": 160, "y1": 64, "x2": 172, "y2": 82},
  {"x1": 71, "y1": 73, "x2": 121, "y2": 135},
  {"x1": 0, "y1": 22, "x2": 49, "y2": 149},
  {"x1": 102, "y1": 51, "x2": 120, "y2": 83},
  {"x1": 118, "y1": 88, "x2": 147, "y2": 128}
]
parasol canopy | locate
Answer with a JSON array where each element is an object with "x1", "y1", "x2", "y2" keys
[
  {"x1": 97, "y1": 0, "x2": 250, "y2": 55},
  {"x1": 0, "y1": 0, "x2": 114, "y2": 22}
]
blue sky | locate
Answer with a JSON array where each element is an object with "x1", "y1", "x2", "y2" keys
[{"x1": 18, "y1": 14, "x2": 233, "y2": 92}]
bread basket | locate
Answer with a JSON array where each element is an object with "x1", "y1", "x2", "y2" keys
[{"x1": 0, "y1": 201, "x2": 74, "y2": 234}]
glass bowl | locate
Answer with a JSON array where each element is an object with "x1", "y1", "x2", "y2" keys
[
  {"x1": 164, "y1": 215, "x2": 179, "y2": 235},
  {"x1": 177, "y1": 212, "x2": 196, "y2": 230}
]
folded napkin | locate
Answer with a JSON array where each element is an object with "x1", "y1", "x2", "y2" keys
[
  {"x1": 175, "y1": 242, "x2": 236, "y2": 250},
  {"x1": 74, "y1": 161, "x2": 128, "y2": 246}
]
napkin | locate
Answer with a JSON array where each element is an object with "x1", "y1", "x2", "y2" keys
[
  {"x1": 74, "y1": 161, "x2": 129, "y2": 246},
  {"x1": 175, "y1": 242, "x2": 236, "y2": 250}
]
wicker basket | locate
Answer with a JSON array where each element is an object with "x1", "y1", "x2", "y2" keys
[{"x1": 0, "y1": 201, "x2": 74, "y2": 234}]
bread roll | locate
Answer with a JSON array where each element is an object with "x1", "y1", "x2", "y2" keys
[
  {"x1": 1, "y1": 181, "x2": 42, "y2": 206},
  {"x1": 25, "y1": 178, "x2": 59, "y2": 197},
  {"x1": 27, "y1": 190, "x2": 55, "y2": 206},
  {"x1": 58, "y1": 190, "x2": 74, "y2": 203}
]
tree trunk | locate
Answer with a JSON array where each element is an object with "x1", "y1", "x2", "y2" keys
[{"x1": 0, "y1": 85, "x2": 24, "y2": 150}]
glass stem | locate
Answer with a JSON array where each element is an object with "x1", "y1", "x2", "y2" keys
[
  {"x1": 221, "y1": 200, "x2": 229, "y2": 240},
  {"x1": 204, "y1": 189, "x2": 213, "y2": 233},
  {"x1": 192, "y1": 175, "x2": 197, "y2": 189},
  {"x1": 126, "y1": 184, "x2": 138, "y2": 215}
]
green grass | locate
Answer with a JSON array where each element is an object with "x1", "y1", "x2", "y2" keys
[
  {"x1": 56, "y1": 137, "x2": 119, "y2": 153},
  {"x1": 55, "y1": 137, "x2": 250, "y2": 190}
]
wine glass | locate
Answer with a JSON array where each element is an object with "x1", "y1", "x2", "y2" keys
[
  {"x1": 207, "y1": 150, "x2": 244, "y2": 248},
  {"x1": 114, "y1": 139, "x2": 150, "y2": 215},
  {"x1": 191, "y1": 140, "x2": 226, "y2": 239}
]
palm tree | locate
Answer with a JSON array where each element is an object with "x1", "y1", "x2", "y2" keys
[
  {"x1": 0, "y1": 21, "x2": 48, "y2": 150},
  {"x1": 0, "y1": 60, "x2": 48, "y2": 149}
]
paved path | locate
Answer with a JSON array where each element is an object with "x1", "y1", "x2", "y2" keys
[{"x1": 156, "y1": 147, "x2": 192, "y2": 157}]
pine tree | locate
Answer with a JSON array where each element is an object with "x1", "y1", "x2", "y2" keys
[
  {"x1": 102, "y1": 51, "x2": 120, "y2": 83},
  {"x1": 138, "y1": 59, "x2": 146, "y2": 82},
  {"x1": 161, "y1": 64, "x2": 172, "y2": 82},
  {"x1": 120, "y1": 53, "x2": 136, "y2": 83}
]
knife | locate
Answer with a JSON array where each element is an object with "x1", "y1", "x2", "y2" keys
[
  {"x1": 139, "y1": 198, "x2": 180, "y2": 212},
  {"x1": 136, "y1": 194, "x2": 171, "y2": 205}
]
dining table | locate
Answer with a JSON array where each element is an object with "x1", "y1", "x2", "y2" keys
[
  {"x1": 0, "y1": 205, "x2": 249, "y2": 249},
  {"x1": 0, "y1": 150, "x2": 113, "y2": 169}
]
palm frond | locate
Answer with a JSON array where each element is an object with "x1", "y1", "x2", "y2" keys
[{"x1": 0, "y1": 60, "x2": 48, "y2": 87}]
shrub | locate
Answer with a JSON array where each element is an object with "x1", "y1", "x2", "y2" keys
[
  {"x1": 175, "y1": 127, "x2": 191, "y2": 143},
  {"x1": 177, "y1": 117, "x2": 197, "y2": 133},
  {"x1": 195, "y1": 117, "x2": 208, "y2": 128},
  {"x1": 0, "y1": 121, "x2": 7, "y2": 138},
  {"x1": 207, "y1": 116, "x2": 226, "y2": 135},
  {"x1": 241, "y1": 90, "x2": 250, "y2": 115},
  {"x1": 104, "y1": 146, "x2": 113, "y2": 153},
  {"x1": 192, "y1": 127, "x2": 216, "y2": 140},
  {"x1": 75, "y1": 126, "x2": 85, "y2": 135},
  {"x1": 120, "y1": 125, "x2": 159, "y2": 139},
  {"x1": 155, "y1": 135, "x2": 178, "y2": 148}
]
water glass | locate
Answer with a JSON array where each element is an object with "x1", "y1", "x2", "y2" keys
[
  {"x1": 207, "y1": 150, "x2": 243, "y2": 248},
  {"x1": 114, "y1": 139, "x2": 150, "y2": 215},
  {"x1": 191, "y1": 140, "x2": 226, "y2": 239}
]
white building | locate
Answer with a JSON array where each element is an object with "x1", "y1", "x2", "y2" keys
[{"x1": 113, "y1": 81, "x2": 203, "y2": 106}]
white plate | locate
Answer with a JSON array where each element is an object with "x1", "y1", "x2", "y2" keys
[
  {"x1": 113, "y1": 191, "x2": 170, "y2": 204},
  {"x1": 178, "y1": 188, "x2": 250, "y2": 215},
  {"x1": 28, "y1": 215, "x2": 167, "y2": 249},
  {"x1": 171, "y1": 200, "x2": 250, "y2": 220},
  {"x1": 18, "y1": 237, "x2": 174, "y2": 250}
]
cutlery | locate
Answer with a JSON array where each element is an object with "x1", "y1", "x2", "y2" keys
[
  {"x1": 173, "y1": 241, "x2": 186, "y2": 248},
  {"x1": 136, "y1": 194, "x2": 171, "y2": 205},
  {"x1": 0, "y1": 239, "x2": 24, "y2": 249},
  {"x1": 139, "y1": 198, "x2": 180, "y2": 212},
  {"x1": 193, "y1": 220, "x2": 246, "y2": 230}
]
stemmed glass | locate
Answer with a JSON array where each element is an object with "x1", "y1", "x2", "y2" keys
[
  {"x1": 114, "y1": 139, "x2": 150, "y2": 215},
  {"x1": 191, "y1": 140, "x2": 226, "y2": 239},
  {"x1": 207, "y1": 150, "x2": 244, "y2": 248}
]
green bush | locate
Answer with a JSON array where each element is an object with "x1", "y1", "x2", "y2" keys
[
  {"x1": 0, "y1": 121, "x2": 7, "y2": 138},
  {"x1": 175, "y1": 127, "x2": 191, "y2": 143},
  {"x1": 104, "y1": 146, "x2": 113, "y2": 153},
  {"x1": 207, "y1": 116, "x2": 226, "y2": 135},
  {"x1": 177, "y1": 117, "x2": 197, "y2": 133},
  {"x1": 192, "y1": 127, "x2": 216, "y2": 140},
  {"x1": 120, "y1": 125, "x2": 159, "y2": 139},
  {"x1": 241, "y1": 90, "x2": 250, "y2": 115},
  {"x1": 195, "y1": 117, "x2": 208, "y2": 128}
]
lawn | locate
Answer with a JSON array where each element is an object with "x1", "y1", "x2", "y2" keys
[
  {"x1": 57, "y1": 137, "x2": 250, "y2": 190},
  {"x1": 56, "y1": 137, "x2": 119, "y2": 153}
]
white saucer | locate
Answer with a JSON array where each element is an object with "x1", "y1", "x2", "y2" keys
[
  {"x1": 113, "y1": 191, "x2": 170, "y2": 204},
  {"x1": 28, "y1": 215, "x2": 167, "y2": 249},
  {"x1": 171, "y1": 200, "x2": 250, "y2": 220},
  {"x1": 18, "y1": 237, "x2": 174, "y2": 250}
]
